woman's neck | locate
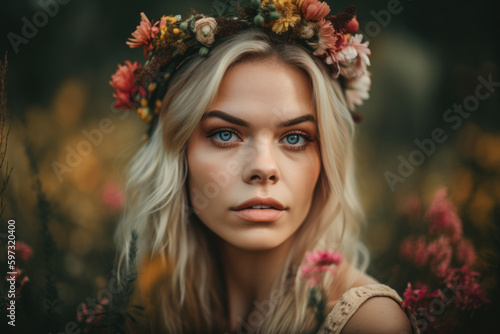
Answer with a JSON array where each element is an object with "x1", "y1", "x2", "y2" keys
[{"x1": 217, "y1": 236, "x2": 295, "y2": 333}]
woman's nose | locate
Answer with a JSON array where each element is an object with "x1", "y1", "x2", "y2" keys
[{"x1": 241, "y1": 136, "x2": 281, "y2": 184}]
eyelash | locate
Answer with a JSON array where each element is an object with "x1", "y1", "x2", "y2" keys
[{"x1": 206, "y1": 127, "x2": 314, "y2": 152}]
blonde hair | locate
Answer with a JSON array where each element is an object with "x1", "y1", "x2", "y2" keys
[{"x1": 115, "y1": 27, "x2": 369, "y2": 333}]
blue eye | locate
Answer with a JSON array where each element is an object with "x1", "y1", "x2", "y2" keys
[
  {"x1": 283, "y1": 134, "x2": 303, "y2": 145},
  {"x1": 207, "y1": 128, "x2": 313, "y2": 151},
  {"x1": 215, "y1": 130, "x2": 237, "y2": 142}
]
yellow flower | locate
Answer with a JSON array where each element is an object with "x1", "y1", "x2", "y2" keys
[{"x1": 261, "y1": 0, "x2": 303, "y2": 34}]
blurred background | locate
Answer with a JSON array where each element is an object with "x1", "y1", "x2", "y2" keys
[{"x1": 0, "y1": 0, "x2": 499, "y2": 332}]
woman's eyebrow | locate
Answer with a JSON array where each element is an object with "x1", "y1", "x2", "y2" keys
[{"x1": 201, "y1": 110, "x2": 317, "y2": 128}]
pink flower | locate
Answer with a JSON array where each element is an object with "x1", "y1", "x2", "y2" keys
[
  {"x1": 101, "y1": 181, "x2": 124, "y2": 212},
  {"x1": 126, "y1": 12, "x2": 160, "y2": 51},
  {"x1": 400, "y1": 236, "x2": 429, "y2": 267},
  {"x1": 402, "y1": 283, "x2": 441, "y2": 316},
  {"x1": 77, "y1": 297, "x2": 110, "y2": 331},
  {"x1": 326, "y1": 34, "x2": 371, "y2": 80},
  {"x1": 309, "y1": 19, "x2": 338, "y2": 56},
  {"x1": 397, "y1": 193, "x2": 423, "y2": 217},
  {"x1": 426, "y1": 236, "x2": 453, "y2": 275},
  {"x1": 109, "y1": 61, "x2": 146, "y2": 110},
  {"x1": 195, "y1": 17, "x2": 217, "y2": 46},
  {"x1": 455, "y1": 239, "x2": 476, "y2": 266},
  {"x1": 425, "y1": 187, "x2": 463, "y2": 243},
  {"x1": 300, "y1": 250, "x2": 342, "y2": 287},
  {"x1": 301, "y1": 0, "x2": 331, "y2": 21},
  {"x1": 13, "y1": 241, "x2": 33, "y2": 262},
  {"x1": 443, "y1": 266, "x2": 489, "y2": 311},
  {"x1": 344, "y1": 72, "x2": 371, "y2": 111}
]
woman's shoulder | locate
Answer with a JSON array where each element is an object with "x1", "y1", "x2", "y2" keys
[{"x1": 319, "y1": 270, "x2": 414, "y2": 334}]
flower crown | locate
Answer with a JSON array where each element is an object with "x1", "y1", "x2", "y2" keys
[{"x1": 110, "y1": 0, "x2": 372, "y2": 141}]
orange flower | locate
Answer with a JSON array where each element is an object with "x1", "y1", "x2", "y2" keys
[
  {"x1": 300, "y1": 0, "x2": 330, "y2": 21},
  {"x1": 126, "y1": 12, "x2": 160, "y2": 50}
]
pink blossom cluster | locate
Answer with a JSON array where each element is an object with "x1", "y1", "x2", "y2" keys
[
  {"x1": 300, "y1": 249, "x2": 343, "y2": 287},
  {"x1": 425, "y1": 188, "x2": 463, "y2": 242},
  {"x1": 399, "y1": 187, "x2": 476, "y2": 275},
  {"x1": 399, "y1": 187, "x2": 489, "y2": 331},
  {"x1": 443, "y1": 266, "x2": 489, "y2": 311},
  {"x1": 402, "y1": 266, "x2": 489, "y2": 332},
  {"x1": 76, "y1": 297, "x2": 109, "y2": 332}
]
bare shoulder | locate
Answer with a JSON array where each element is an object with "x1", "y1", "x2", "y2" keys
[{"x1": 340, "y1": 296, "x2": 413, "y2": 334}]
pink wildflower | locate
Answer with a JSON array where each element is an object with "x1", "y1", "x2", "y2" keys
[
  {"x1": 426, "y1": 236, "x2": 453, "y2": 275},
  {"x1": 400, "y1": 236, "x2": 429, "y2": 267},
  {"x1": 300, "y1": 0, "x2": 331, "y2": 21},
  {"x1": 109, "y1": 60, "x2": 146, "y2": 110},
  {"x1": 309, "y1": 19, "x2": 338, "y2": 56},
  {"x1": 126, "y1": 12, "x2": 160, "y2": 51},
  {"x1": 425, "y1": 187, "x2": 463, "y2": 242},
  {"x1": 15, "y1": 241, "x2": 33, "y2": 262},
  {"x1": 300, "y1": 250, "x2": 342, "y2": 287},
  {"x1": 77, "y1": 297, "x2": 110, "y2": 332},
  {"x1": 455, "y1": 239, "x2": 476, "y2": 266},
  {"x1": 443, "y1": 266, "x2": 489, "y2": 311},
  {"x1": 101, "y1": 181, "x2": 125, "y2": 212},
  {"x1": 402, "y1": 282, "x2": 441, "y2": 315}
]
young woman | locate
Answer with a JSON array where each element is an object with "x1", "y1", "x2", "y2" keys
[{"x1": 111, "y1": 2, "x2": 417, "y2": 333}]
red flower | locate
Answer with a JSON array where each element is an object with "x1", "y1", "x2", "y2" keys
[
  {"x1": 425, "y1": 187, "x2": 463, "y2": 242},
  {"x1": 300, "y1": 250, "x2": 342, "y2": 287},
  {"x1": 126, "y1": 12, "x2": 160, "y2": 51},
  {"x1": 346, "y1": 15, "x2": 359, "y2": 33},
  {"x1": 15, "y1": 241, "x2": 33, "y2": 262},
  {"x1": 300, "y1": 0, "x2": 331, "y2": 21},
  {"x1": 109, "y1": 60, "x2": 146, "y2": 110},
  {"x1": 101, "y1": 181, "x2": 124, "y2": 212}
]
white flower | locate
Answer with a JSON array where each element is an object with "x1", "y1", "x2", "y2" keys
[{"x1": 344, "y1": 72, "x2": 371, "y2": 111}]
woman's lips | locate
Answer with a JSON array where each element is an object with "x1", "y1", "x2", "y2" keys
[{"x1": 232, "y1": 208, "x2": 285, "y2": 222}]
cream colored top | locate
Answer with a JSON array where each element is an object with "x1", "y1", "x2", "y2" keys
[{"x1": 317, "y1": 283, "x2": 420, "y2": 334}]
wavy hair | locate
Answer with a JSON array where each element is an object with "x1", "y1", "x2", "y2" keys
[{"x1": 115, "y1": 27, "x2": 369, "y2": 333}]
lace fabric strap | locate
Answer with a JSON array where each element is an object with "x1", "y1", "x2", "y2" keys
[{"x1": 317, "y1": 284, "x2": 407, "y2": 334}]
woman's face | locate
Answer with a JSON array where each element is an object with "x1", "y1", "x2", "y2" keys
[{"x1": 186, "y1": 60, "x2": 321, "y2": 251}]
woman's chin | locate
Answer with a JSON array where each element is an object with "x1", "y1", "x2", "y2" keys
[{"x1": 221, "y1": 230, "x2": 292, "y2": 252}]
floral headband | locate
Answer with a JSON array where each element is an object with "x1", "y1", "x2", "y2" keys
[{"x1": 110, "y1": 0, "x2": 372, "y2": 141}]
